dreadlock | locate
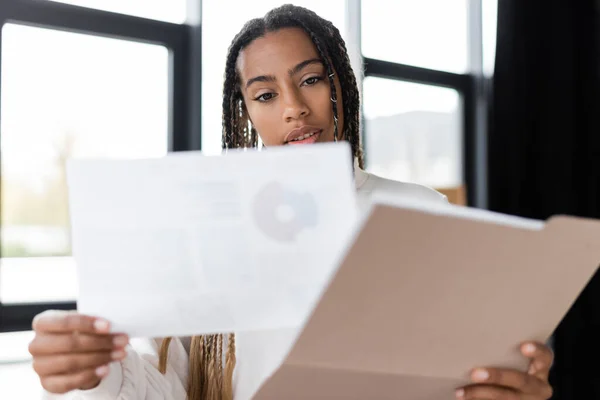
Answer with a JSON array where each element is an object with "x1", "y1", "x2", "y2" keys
[
  {"x1": 159, "y1": 5, "x2": 362, "y2": 400},
  {"x1": 221, "y1": 4, "x2": 364, "y2": 168}
]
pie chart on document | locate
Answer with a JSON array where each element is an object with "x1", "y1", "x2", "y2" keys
[{"x1": 251, "y1": 181, "x2": 318, "y2": 243}]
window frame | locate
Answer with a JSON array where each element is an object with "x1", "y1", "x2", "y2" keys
[
  {"x1": 0, "y1": 0, "x2": 200, "y2": 332},
  {"x1": 357, "y1": 0, "x2": 489, "y2": 209},
  {"x1": 0, "y1": 0, "x2": 492, "y2": 332}
]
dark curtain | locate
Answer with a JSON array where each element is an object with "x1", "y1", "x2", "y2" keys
[{"x1": 488, "y1": 1, "x2": 600, "y2": 399}]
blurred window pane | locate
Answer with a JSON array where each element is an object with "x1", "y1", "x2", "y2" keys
[
  {"x1": 361, "y1": 0, "x2": 469, "y2": 73},
  {"x1": 0, "y1": 23, "x2": 169, "y2": 303},
  {"x1": 363, "y1": 77, "x2": 462, "y2": 188}
]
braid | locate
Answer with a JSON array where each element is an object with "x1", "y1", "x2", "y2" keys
[
  {"x1": 204, "y1": 335, "x2": 219, "y2": 399},
  {"x1": 158, "y1": 337, "x2": 172, "y2": 374},
  {"x1": 327, "y1": 21, "x2": 364, "y2": 167},
  {"x1": 217, "y1": 334, "x2": 223, "y2": 392},
  {"x1": 222, "y1": 20, "x2": 264, "y2": 150},
  {"x1": 221, "y1": 45, "x2": 240, "y2": 150},
  {"x1": 186, "y1": 336, "x2": 205, "y2": 399},
  {"x1": 222, "y1": 333, "x2": 236, "y2": 400},
  {"x1": 315, "y1": 13, "x2": 363, "y2": 166}
]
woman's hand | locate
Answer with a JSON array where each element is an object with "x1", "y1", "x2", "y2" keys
[
  {"x1": 29, "y1": 310, "x2": 129, "y2": 394},
  {"x1": 456, "y1": 341, "x2": 554, "y2": 400}
]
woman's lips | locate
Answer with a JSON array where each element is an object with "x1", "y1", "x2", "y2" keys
[{"x1": 286, "y1": 130, "x2": 322, "y2": 145}]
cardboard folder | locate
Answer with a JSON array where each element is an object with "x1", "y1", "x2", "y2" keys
[{"x1": 248, "y1": 194, "x2": 600, "y2": 400}]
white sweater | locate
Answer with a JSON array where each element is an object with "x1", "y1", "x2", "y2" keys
[{"x1": 43, "y1": 167, "x2": 447, "y2": 400}]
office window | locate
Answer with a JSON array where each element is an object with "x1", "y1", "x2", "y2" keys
[
  {"x1": 46, "y1": 0, "x2": 187, "y2": 23},
  {"x1": 201, "y1": 0, "x2": 347, "y2": 156},
  {"x1": 363, "y1": 77, "x2": 462, "y2": 188},
  {"x1": 0, "y1": 23, "x2": 169, "y2": 303},
  {"x1": 361, "y1": 0, "x2": 469, "y2": 73}
]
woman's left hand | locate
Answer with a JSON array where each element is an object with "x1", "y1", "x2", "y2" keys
[{"x1": 456, "y1": 342, "x2": 554, "y2": 400}]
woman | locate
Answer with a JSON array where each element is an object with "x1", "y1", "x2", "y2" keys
[{"x1": 32, "y1": 4, "x2": 554, "y2": 400}]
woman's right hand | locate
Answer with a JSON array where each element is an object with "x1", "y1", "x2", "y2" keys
[{"x1": 29, "y1": 310, "x2": 129, "y2": 394}]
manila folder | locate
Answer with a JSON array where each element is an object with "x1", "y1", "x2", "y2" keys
[{"x1": 252, "y1": 196, "x2": 600, "y2": 400}]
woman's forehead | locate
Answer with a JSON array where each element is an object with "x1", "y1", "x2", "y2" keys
[{"x1": 237, "y1": 28, "x2": 320, "y2": 81}]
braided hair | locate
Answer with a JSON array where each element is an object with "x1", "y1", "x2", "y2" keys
[
  {"x1": 221, "y1": 3, "x2": 364, "y2": 168},
  {"x1": 159, "y1": 5, "x2": 362, "y2": 400}
]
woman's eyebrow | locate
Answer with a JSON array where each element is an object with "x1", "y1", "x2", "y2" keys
[
  {"x1": 288, "y1": 58, "x2": 323, "y2": 76},
  {"x1": 245, "y1": 74, "x2": 276, "y2": 89},
  {"x1": 245, "y1": 58, "x2": 323, "y2": 90}
]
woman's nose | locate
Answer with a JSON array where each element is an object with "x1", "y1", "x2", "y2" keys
[{"x1": 282, "y1": 91, "x2": 310, "y2": 122}]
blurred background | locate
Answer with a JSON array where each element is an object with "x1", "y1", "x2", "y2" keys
[{"x1": 0, "y1": 0, "x2": 598, "y2": 399}]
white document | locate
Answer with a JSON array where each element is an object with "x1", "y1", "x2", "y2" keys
[{"x1": 66, "y1": 142, "x2": 358, "y2": 337}]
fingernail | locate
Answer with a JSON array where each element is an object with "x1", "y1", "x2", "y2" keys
[
  {"x1": 113, "y1": 335, "x2": 129, "y2": 347},
  {"x1": 111, "y1": 350, "x2": 126, "y2": 360},
  {"x1": 455, "y1": 388, "x2": 464, "y2": 399},
  {"x1": 94, "y1": 319, "x2": 110, "y2": 332},
  {"x1": 523, "y1": 343, "x2": 536, "y2": 354},
  {"x1": 95, "y1": 365, "x2": 109, "y2": 377},
  {"x1": 472, "y1": 368, "x2": 489, "y2": 381}
]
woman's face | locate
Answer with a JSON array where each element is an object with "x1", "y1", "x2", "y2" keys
[{"x1": 236, "y1": 27, "x2": 344, "y2": 146}]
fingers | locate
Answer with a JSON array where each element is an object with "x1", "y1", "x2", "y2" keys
[
  {"x1": 33, "y1": 310, "x2": 111, "y2": 335},
  {"x1": 470, "y1": 367, "x2": 531, "y2": 392},
  {"x1": 29, "y1": 332, "x2": 128, "y2": 356},
  {"x1": 459, "y1": 367, "x2": 552, "y2": 399},
  {"x1": 33, "y1": 350, "x2": 126, "y2": 376},
  {"x1": 456, "y1": 384, "x2": 519, "y2": 400},
  {"x1": 521, "y1": 341, "x2": 554, "y2": 379},
  {"x1": 457, "y1": 383, "x2": 553, "y2": 400},
  {"x1": 30, "y1": 311, "x2": 129, "y2": 394},
  {"x1": 455, "y1": 342, "x2": 554, "y2": 400},
  {"x1": 39, "y1": 366, "x2": 109, "y2": 394}
]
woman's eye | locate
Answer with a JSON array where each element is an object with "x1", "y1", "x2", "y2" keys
[
  {"x1": 255, "y1": 93, "x2": 275, "y2": 102},
  {"x1": 302, "y1": 76, "x2": 322, "y2": 86}
]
